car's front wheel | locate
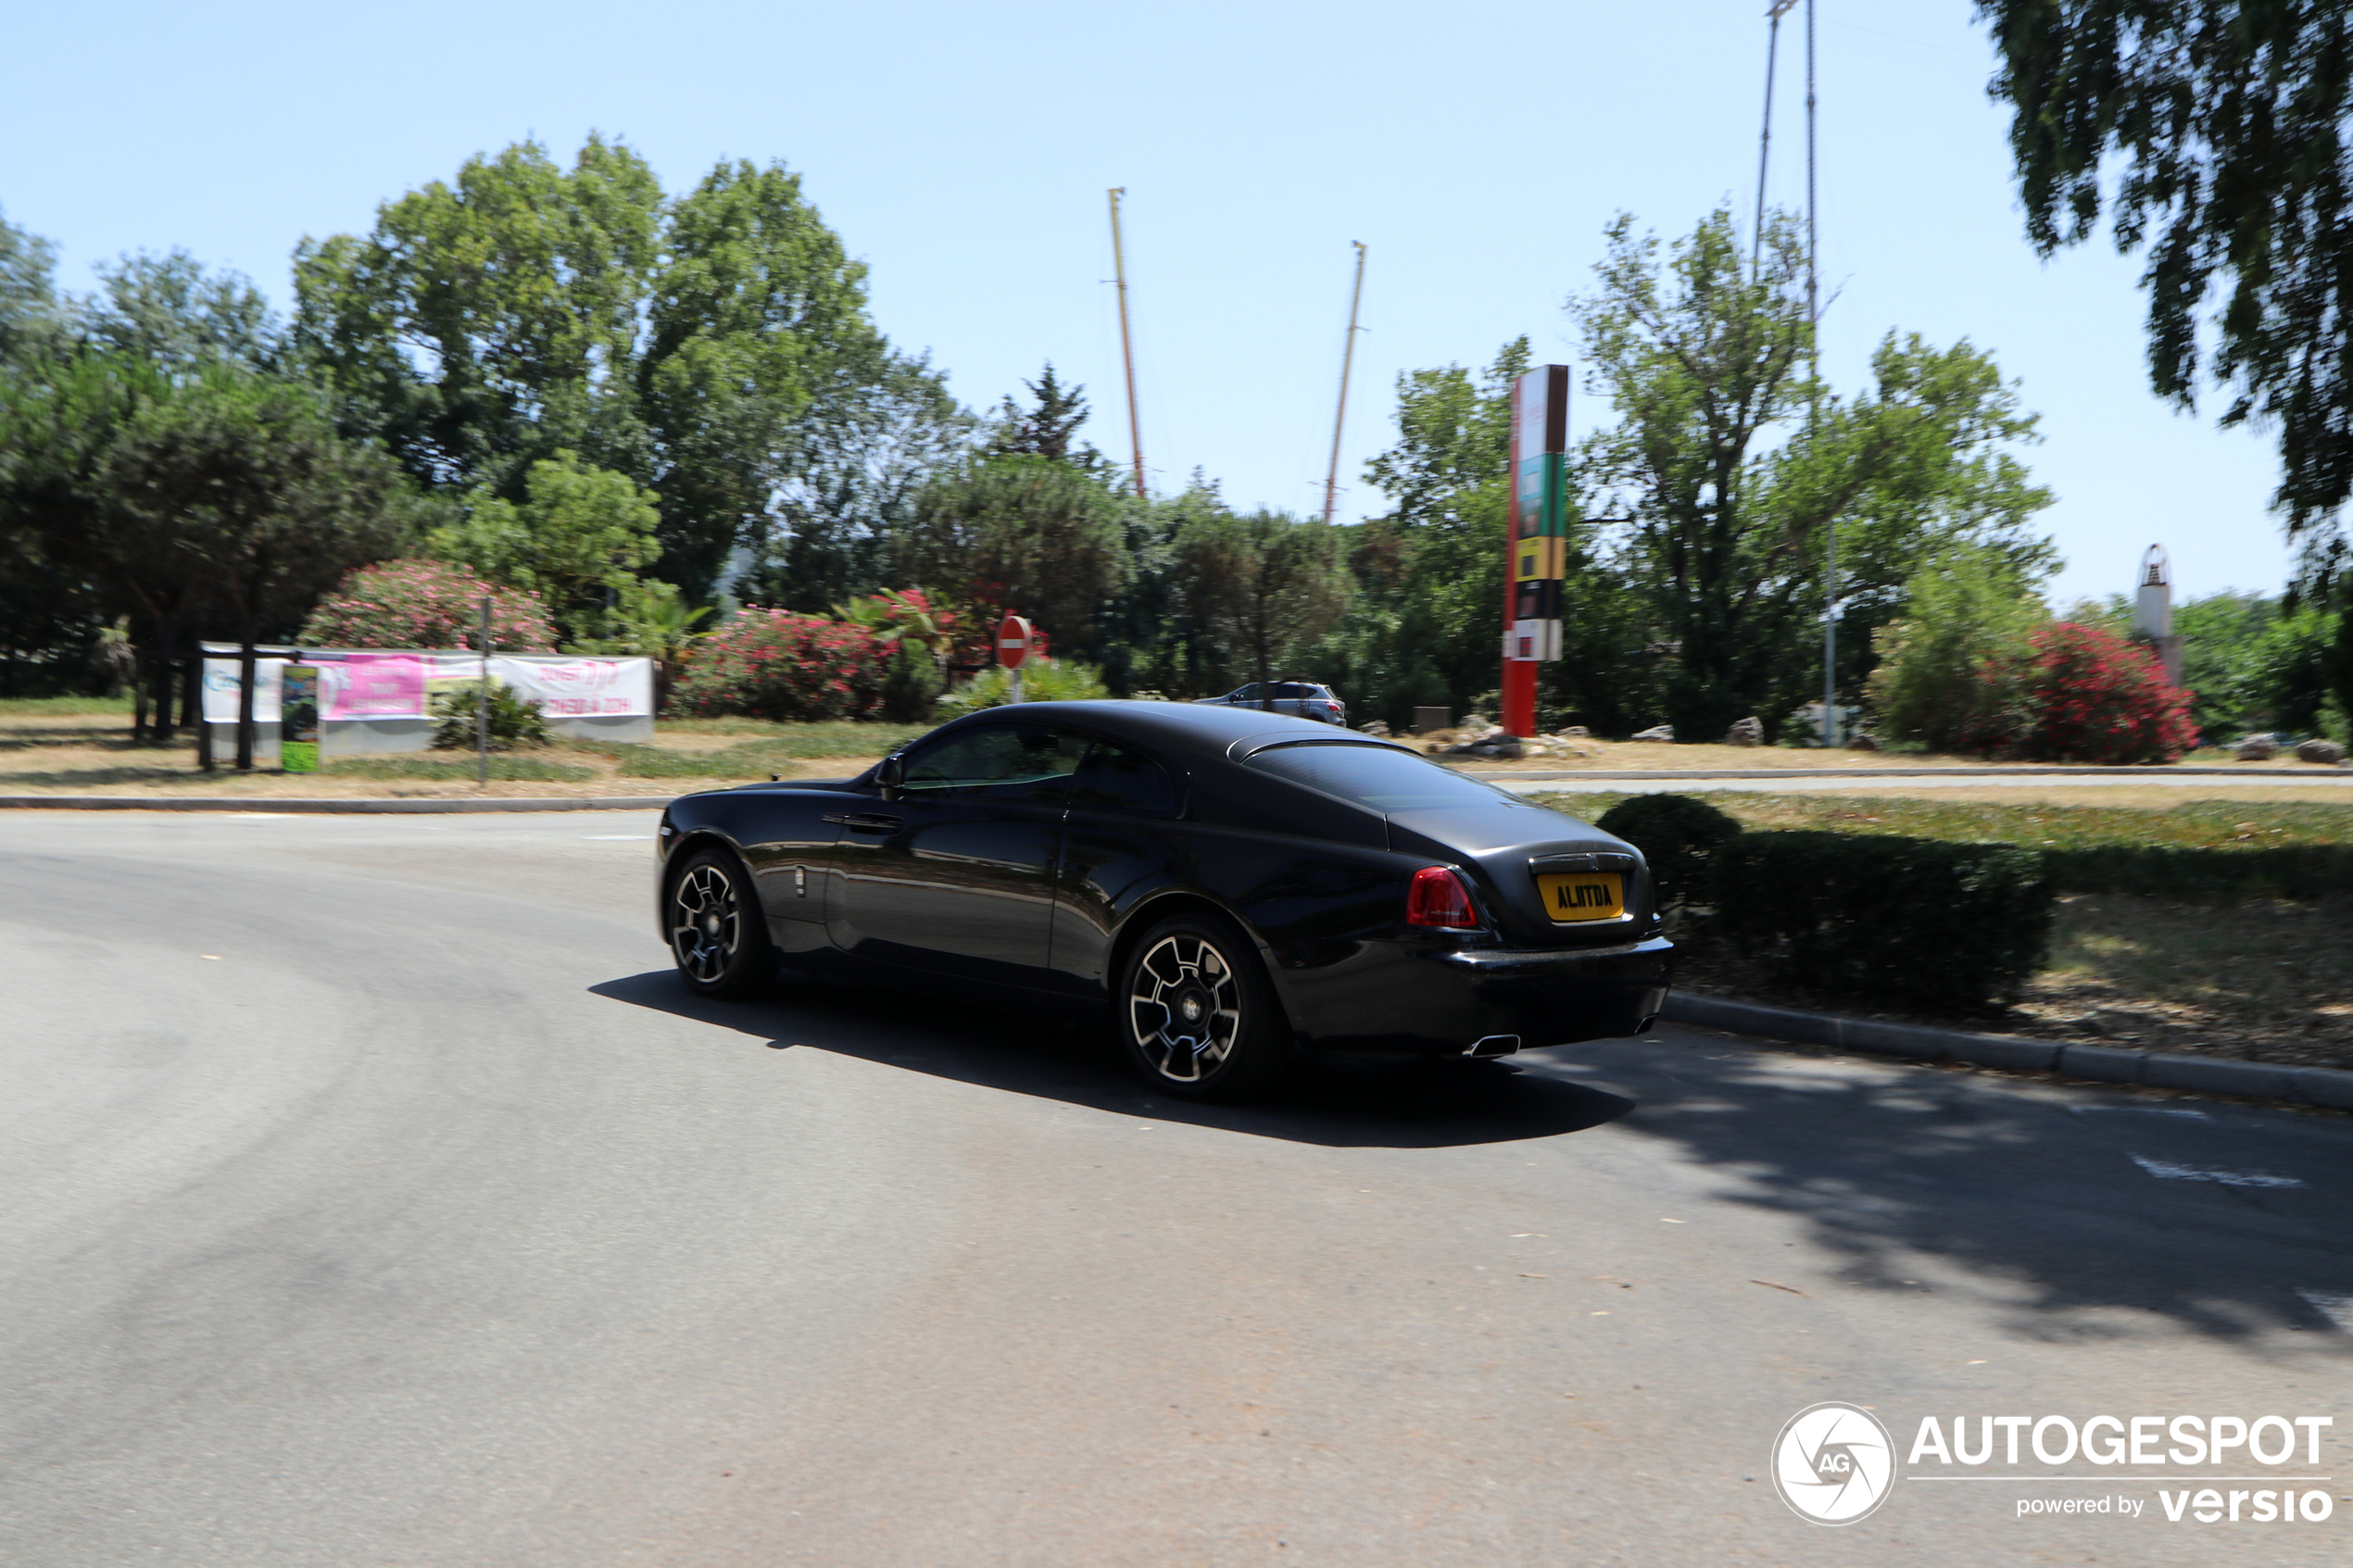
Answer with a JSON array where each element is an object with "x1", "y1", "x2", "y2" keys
[
  {"x1": 1116, "y1": 911, "x2": 1290, "y2": 1099},
  {"x1": 666, "y1": 848, "x2": 774, "y2": 999}
]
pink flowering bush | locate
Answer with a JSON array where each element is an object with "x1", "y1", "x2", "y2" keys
[
  {"x1": 1968, "y1": 621, "x2": 2198, "y2": 765},
  {"x1": 298, "y1": 559, "x2": 556, "y2": 651},
  {"x1": 668, "y1": 608, "x2": 888, "y2": 720}
]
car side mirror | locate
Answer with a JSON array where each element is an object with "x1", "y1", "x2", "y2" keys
[{"x1": 876, "y1": 752, "x2": 904, "y2": 799}]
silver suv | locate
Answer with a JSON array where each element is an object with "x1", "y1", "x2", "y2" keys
[{"x1": 1191, "y1": 681, "x2": 1347, "y2": 726}]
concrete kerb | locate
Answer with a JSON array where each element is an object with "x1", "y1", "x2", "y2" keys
[
  {"x1": 0, "y1": 795, "x2": 676, "y2": 814},
  {"x1": 1663, "y1": 992, "x2": 2353, "y2": 1112}
]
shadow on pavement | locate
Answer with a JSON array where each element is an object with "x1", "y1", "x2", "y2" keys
[
  {"x1": 588, "y1": 968, "x2": 1636, "y2": 1150},
  {"x1": 1527, "y1": 1031, "x2": 2353, "y2": 1345}
]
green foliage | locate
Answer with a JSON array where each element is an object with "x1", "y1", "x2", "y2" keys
[
  {"x1": 935, "y1": 657, "x2": 1110, "y2": 715},
  {"x1": 1976, "y1": 1, "x2": 2353, "y2": 558},
  {"x1": 294, "y1": 136, "x2": 944, "y2": 604},
  {"x1": 0, "y1": 207, "x2": 70, "y2": 370},
  {"x1": 1714, "y1": 831, "x2": 2054, "y2": 1010},
  {"x1": 1867, "y1": 547, "x2": 2049, "y2": 749},
  {"x1": 430, "y1": 448, "x2": 662, "y2": 643},
  {"x1": 1576, "y1": 207, "x2": 2055, "y2": 738},
  {"x1": 668, "y1": 608, "x2": 887, "y2": 721},
  {"x1": 82, "y1": 251, "x2": 279, "y2": 371},
  {"x1": 1175, "y1": 508, "x2": 1353, "y2": 703},
  {"x1": 428, "y1": 679, "x2": 551, "y2": 750},
  {"x1": 299, "y1": 559, "x2": 555, "y2": 650},
  {"x1": 897, "y1": 454, "x2": 1132, "y2": 652},
  {"x1": 1594, "y1": 793, "x2": 1742, "y2": 909}
]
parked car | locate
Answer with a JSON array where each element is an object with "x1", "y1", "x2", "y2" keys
[
  {"x1": 1192, "y1": 680, "x2": 1346, "y2": 725},
  {"x1": 654, "y1": 701, "x2": 1672, "y2": 1100}
]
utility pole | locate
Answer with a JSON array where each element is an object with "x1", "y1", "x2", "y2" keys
[
  {"x1": 1321, "y1": 242, "x2": 1368, "y2": 525},
  {"x1": 1809, "y1": 0, "x2": 1836, "y2": 749},
  {"x1": 1755, "y1": 0, "x2": 1797, "y2": 277},
  {"x1": 1107, "y1": 188, "x2": 1147, "y2": 499}
]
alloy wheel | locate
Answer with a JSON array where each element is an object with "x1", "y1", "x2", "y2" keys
[
  {"x1": 671, "y1": 862, "x2": 741, "y2": 984},
  {"x1": 1127, "y1": 933, "x2": 1243, "y2": 1083}
]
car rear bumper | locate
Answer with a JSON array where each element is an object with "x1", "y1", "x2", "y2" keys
[{"x1": 1273, "y1": 934, "x2": 1674, "y2": 1057}]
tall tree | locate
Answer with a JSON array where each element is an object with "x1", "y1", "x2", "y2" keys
[
  {"x1": 895, "y1": 454, "x2": 1132, "y2": 651},
  {"x1": 293, "y1": 134, "x2": 664, "y2": 495},
  {"x1": 1976, "y1": 2, "x2": 2353, "y2": 572},
  {"x1": 1574, "y1": 208, "x2": 2053, "y2": 736},
  {"x1": 0, "y1": 207, "x2": 69, "y2": 370},
  {"x1": 296, "y1": 137, "x2": 946, "y2": 605},
  {"x1": 1175, "y1": 509, "x2": 1354, "y2": 706},
  {"x1": 82, "y1": 251, "x2": 280, "y2": 370}
]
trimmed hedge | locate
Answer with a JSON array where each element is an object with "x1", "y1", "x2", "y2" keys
[
  {"x1": 1595, "y1": 793, "x2": 1741, "y2": 909},
  {"x1": 2045, "y1": 844, "x2": 2353, "y2": 901},
  {"x1": 1712, "y1": 831, "x2": 2054, "y2": 1011}
]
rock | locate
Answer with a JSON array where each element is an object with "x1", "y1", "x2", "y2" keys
[
  {"x1": 1724, "y1": 716, "x2": 1764, "y2": 746},
  {"x1": 1441, "y1": 734, "x2": 1525, "y2": 760},
  {"x1": 1562, "y1": 725, "x2": 1590, "y2": 738},
  {"x1": 1629, "y1": 724, "x2": 1675, "y2": 743},
  {"x1": 2237, "y1": 734, "x2": 2279, "y2": 760},
  {"x1": 1358, "y1": 720, "x2": 1391, "y2": 736},
  {"x1": 1845, "y1": 733, "x2": 1881, "y2": 751},
  {"x1": 2296, "y1": 737, "x2": 2346, "y2": 765}
]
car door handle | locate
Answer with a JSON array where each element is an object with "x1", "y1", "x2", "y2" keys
[{"x1": 823, "y1": 812, "x2": 903, "y2": 834}]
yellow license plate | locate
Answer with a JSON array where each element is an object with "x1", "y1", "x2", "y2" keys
[{"x1": 1536, "y1": 872, "x2": 1624, "y2": 922}]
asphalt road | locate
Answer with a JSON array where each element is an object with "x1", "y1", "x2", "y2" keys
[{"x1": 2, "y1": 809, "x2": 2347, "y2": 1566}]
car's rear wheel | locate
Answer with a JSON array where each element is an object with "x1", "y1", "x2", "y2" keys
[
  {"x1": 666, "y1": 848, "x2": 773, "y2": 999},
  {"x1": 1117, "y1": 911, "x2": 1290, "y2": 1099}
]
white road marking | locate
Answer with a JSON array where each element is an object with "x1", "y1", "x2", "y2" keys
[
  {"x1": 2297, "y1": 1290, "x2": 2353, "y2": 1334},
  {"x1": 2130, "y1": 1154, "x2": 2304, "y2": 1188}
]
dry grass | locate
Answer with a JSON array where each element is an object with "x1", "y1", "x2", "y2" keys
[
  {"x1": 1439, "y1": 737, "x2": 2339, "y2": 773},
  {"x1": 0, "y1": 711, "x2": 907, "y2": 798}
]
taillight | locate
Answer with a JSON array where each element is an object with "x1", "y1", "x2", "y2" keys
[{"x1": 1406, "y1": 866, "x2": 1479, "y2": 929}]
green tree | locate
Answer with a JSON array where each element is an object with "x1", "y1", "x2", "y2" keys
[
  {"x1": 1174, "y1": 509, "x2": 1354, "y2": 706},
  {"x1": 431, "y1": 448, "x2": 661, "y2": 644},
  {"x1": 1866, "y1": 547, "x2": 2050, "y2": 751},
  {"x1": 82, "y1": 251, "x2": 280, "y2": 370},
  {"x1": 0, "y1": 207, "x2": 69, "y2": 370},
  {"x1": 1975, "y1": 2, "x2": 2353, "y2": 570},
  {"x1": 1576, "y1": 208, "x2": 2054, "y2": 737},
  {"x1": 296, "y1": 137, "x2": 949, "y2": 606},
  {"x1": 897, "y1": 454, "x2": 1132, "y2": 653}
]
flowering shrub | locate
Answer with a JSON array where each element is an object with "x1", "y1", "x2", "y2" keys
[
  {"x1": 668, "y1": 608, "x2": 888, "y2": 720},
  {"x1": 1969, "y1": 621, "x2": 2198, "y2": 764},
  {"x1": 298, "y1": 559, "x2": 555, "y2": 651}
]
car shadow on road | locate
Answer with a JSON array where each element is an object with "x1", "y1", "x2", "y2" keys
[
  {"x1": 587, "y1": 968, "x2": 1636, "y2": 1150},
  {"x1": 1527, "y1": 1031, "x2": 2353, "y2": 1345}
]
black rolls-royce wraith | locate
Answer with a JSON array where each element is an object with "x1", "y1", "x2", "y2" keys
[{"x1": 654, "y1": 701, "x2": 1672, "y2": 1099}]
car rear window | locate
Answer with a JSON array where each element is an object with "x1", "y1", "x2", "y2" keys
[{"x1": 1242, "y1": 743, "x2": 1519, "y2": 811}]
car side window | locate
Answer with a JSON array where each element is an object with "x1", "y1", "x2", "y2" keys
[
  {"x1": 1229, "y1": 684, "x2": 1259, "y2": 701},
  {"x1": 898, "y1": 725, "x2": 1087, "y2": 804},
  {"x1": 1069, "y1": 738, "x2": 1179, "y2": 817}
]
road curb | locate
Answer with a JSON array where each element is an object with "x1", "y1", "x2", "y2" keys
[
  {"x1": 1661, "y1": 992, "x2": 2353, "y2": 1111},
  {"x1": 1481, "y1": 765, "x2": 2353, "y2": 782},
  {"x1": 0, "y1": 795, "x2": 676, "y2": 814}
]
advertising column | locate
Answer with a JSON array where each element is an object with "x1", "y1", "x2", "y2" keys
[
  {"x1": 1502, "y1": 365, "x2": 1570, "y2": 736},
  {"x1": 280, "y1": 664, "x2": 321, "y2": 773}
]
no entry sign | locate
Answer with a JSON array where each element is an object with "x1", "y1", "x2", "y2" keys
[{"x1": 996, "y1": 615, "x2": 1034, "y2": 670}]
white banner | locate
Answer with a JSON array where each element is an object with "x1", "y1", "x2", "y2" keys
[{"x1": 201, "y1": 647, "x2": 653, "y2": 724}]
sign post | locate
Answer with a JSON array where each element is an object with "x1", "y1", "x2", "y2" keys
[
  {"x1": 476, "y1": 595, "x2": 492, "y2": 787},
  {"x1": 1502, "y1": 365, "x2": 1571, "y2": 736},
  {"x1": 997, "y1": 614, "x2": 1034, "y2": 704},
  {"x1": 280, "y1": 664, "x2": 320, "y2": 773}
]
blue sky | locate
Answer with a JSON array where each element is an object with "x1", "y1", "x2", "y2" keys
[{"x1": 0, "y1": 1, "x2": 2290, "y2": 608}]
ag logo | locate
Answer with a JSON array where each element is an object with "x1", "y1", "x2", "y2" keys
[{"x1": 1771, "y1": 1401, "x2": 1895, "y2": 1524}]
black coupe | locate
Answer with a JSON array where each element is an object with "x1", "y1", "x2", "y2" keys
[{"x1": 654, "y1": 701, "x2": 1673, "y2": 1099}]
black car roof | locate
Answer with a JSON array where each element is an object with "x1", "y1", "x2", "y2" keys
[{"x1": 945, "y1": 699, "x2": 1378, "y2": 765}]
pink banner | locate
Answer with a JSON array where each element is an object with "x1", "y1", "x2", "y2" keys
[{"x1": 317, "y1": 654, "x2": 430, "y2": 720}]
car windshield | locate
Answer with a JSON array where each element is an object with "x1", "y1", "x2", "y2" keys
[{"x1": 1242, "y1": 743, "x2": 1520, "y2": 811}]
